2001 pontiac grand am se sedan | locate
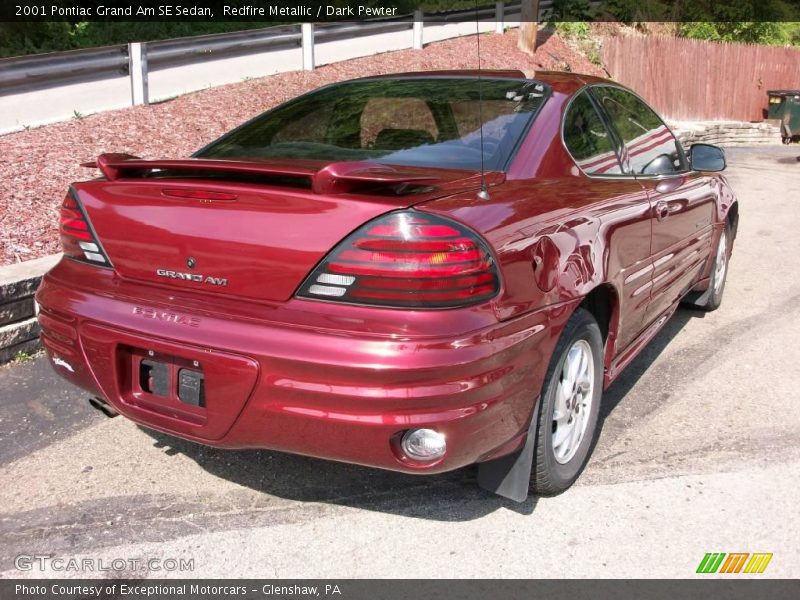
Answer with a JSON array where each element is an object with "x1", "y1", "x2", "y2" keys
[{"x1": 36, "y1": 70, "x2": 738, "y2": 502}]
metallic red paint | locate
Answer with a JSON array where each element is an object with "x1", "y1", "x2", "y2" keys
[
  {"x1": 36, "y1": 71, "x2": 737, "y2": 477},
  {"x1": 38, "y1": 258, "x2": 572, "y2": 472}
]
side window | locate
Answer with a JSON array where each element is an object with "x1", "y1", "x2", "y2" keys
[
  {"x1": 593, "y1": 87, "x2": 687, "y2": 176},
  {"x1": 563, "y1": 91, "x2": 623, "y2": 175}
]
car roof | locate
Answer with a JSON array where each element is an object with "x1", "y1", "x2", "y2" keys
[{"x1": 354, "y1": 69, "x2": 613, "y2": 95}]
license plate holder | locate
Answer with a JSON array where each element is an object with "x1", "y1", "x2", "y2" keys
[
  {"x1": 137, "y1": 354, "x2": 205, "y2": 408},
  {"x1": 140, "y1": 359, "x2": 170, "y2": 397},
  {"x1": 178, "y1": 369, "x2": 205, "y2": 407}
]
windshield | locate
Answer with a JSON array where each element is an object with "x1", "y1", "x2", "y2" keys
[{"x1": 197, "y1": 78, "x2": 549, "y2": 171}]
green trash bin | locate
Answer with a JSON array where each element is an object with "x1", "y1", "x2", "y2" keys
[{"x1": 767, "y1": 90, "x2": 800, "y2": 144}]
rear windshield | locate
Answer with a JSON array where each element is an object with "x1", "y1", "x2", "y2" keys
[{"x1": 197, "y1": 78, "x2": 548, "y2": 171}]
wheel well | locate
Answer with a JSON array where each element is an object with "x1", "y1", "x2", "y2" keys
[{"x1": 579, "y1": 284, "x2": 616, "y2": 343}]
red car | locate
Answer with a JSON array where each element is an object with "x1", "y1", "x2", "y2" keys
[{"x1": 37, "y1": 71, "x2": 737, "y2": 501}]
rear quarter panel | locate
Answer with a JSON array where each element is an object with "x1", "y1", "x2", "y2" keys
[{"x1": 420, "y1": 87, "x2": 654, "y2": 363}]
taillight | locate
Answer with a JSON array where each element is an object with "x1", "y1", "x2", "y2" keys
[
  {"x1": 59, "y1": 189, "x2": 111, "y2": 266},
  {"x1": 297, "y1": 211, "x2": 499, "y2": 308}
]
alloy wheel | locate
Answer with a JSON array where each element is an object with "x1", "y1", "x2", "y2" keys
[
  {"x1": 552, "y1": 339, "x2": 595, "y2": 464},
  {"x1": 713, "y1": 230, "x2": 728, "y2": 295}
]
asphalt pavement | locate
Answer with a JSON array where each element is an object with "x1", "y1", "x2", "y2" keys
[{"x1": 1, "y1": 145, "x2": 798, "y2": 578}]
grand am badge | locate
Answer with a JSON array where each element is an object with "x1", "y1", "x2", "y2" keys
[{"x1": 155, "y1": 269, "x2": 227, "y2": 287}]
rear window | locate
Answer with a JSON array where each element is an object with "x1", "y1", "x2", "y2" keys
[{"x1": 197, "y1": 78, "x2": 549, "y2": 171}]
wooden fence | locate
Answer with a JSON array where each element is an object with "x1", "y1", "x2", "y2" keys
[{"x1": 602, "y1": 35, "x2": 800, "y2": 121}]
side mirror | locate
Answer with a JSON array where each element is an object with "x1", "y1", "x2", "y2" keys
[{"x1": 689, "y1": 143, "x2": 726, "y2": 172}]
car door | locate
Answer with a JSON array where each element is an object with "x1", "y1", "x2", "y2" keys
[
  {"x1": 562, "y1": 90, "x2": 653, "y2": 353},
  {"x1": 591, "y1": 85, "x2": 717, "y2": 327}
]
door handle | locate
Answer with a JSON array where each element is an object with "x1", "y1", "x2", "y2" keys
[{"x1": 655, "y1": 199, "x2": 688, "y2": 220}]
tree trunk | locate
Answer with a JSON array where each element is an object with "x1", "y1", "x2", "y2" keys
[{"x1": 517, "y1": 0, "x2": 540, "y2": 55}]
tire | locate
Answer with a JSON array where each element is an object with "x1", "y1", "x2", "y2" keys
[
  {"x1": 685, "y1": 222, "x2": 731, "y2": 312},
  {"x1": 531, "y1": 307, "x2": 603, "y2": 496}
]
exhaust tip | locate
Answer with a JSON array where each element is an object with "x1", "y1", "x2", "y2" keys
[{"x1": 88, "y1": 396, "x2": 119, "y2": 418}]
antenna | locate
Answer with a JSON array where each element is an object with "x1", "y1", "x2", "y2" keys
[{"x1": 475, "y1": 1, "x2": 490, "y2": 201}]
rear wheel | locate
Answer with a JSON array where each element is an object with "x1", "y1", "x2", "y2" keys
[{"x1": 531, "y1": 308, "x2": 603, "y2": 495}]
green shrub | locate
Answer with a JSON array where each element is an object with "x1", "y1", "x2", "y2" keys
[
  {"x1": 552, "y1": 21, "x2": 591, "y2": 39},
  {"x1": 679, "y1": 21, "x2": 794, "y2": 46},
  {"x1": 602, "y1": 0, "x2": 671, "y2": 22},
  {"x1": 0, "y1": 22, "x2": 74, "y2": 57}
]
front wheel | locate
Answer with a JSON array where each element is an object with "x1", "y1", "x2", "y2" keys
[
  {"x1": 531, "y1": 308, "x2": 603, "y2": 495},
  {"x1": 684, "y1": 223, "x2": 730, "y2": 312}
]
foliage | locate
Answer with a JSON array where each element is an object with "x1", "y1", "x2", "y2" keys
[
  {"x1": 602, "y1": 0, "x2": 672, "y2": 22},
  {"x1": 0, "y1": 1, "x2": 489, "y2": 58},
  {"x1": 417, "y1": 0, "x2": 486, "y2": 11},
  {"x1": 13, "y1": 350, "x2": 35, "y2": 363},
  {"x1": 675, "y1": 0, "x2": 799, "y2": 45},
  {"x1": 788, "y1": 22, "x2": 800, "y2": 44},
  {"x1": 547, "y1": 21, "x2": 603, "y2": 67},
  {"x1": 678, "y1": 21, "x2": 796, "y2": 45},
  {"x1": 551, "y1": 21, "x2": 591, "y2": 39},
  {"x1": 544, "y1": 0, "x2": 595, "y2": 21},
  {"x1": 676, "y1": 0, "x2": 797, "y2": 22},
  {"x1": 2, "y1": 1, "x2": 798, "y2": 58},
  {"x1": 0, "y1": 22, "x2": 73, "y2": 57}
]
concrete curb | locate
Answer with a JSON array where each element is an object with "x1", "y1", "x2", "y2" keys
[{"x1": 0, "y1": 254, "x2": 60, "y2": 364}]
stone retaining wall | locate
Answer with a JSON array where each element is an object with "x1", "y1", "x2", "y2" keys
[
  {"x1": 0, "y1": 254, "x2": 59, "y2": 363},
  {"x1": 671, "y1": 120, "x2": 781, "y2": 148}
]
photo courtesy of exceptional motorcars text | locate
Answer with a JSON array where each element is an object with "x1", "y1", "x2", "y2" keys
[{"x1": 0, "y1": 0, "x2": 798, "y2": 597}]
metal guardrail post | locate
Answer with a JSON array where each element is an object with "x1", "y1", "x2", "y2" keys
[
  {"x1": 128, "y1": 42, "x2": 149, "y2": 105},
  {"x1": 495, "y1": 3, "x2": 505, "y2": 33},
  {"x1": 413, "y1": 11, "x2": 424, "y2": 49},
  {"x1": 301, "y1": 23, "x2": 315, "y2": 71}
]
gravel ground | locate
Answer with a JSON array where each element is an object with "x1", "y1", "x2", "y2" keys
[{"x1": 0, "y1": 30, "x2": 603, "y2": 266}]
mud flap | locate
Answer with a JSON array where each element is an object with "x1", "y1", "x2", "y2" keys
[
  {"x1": 477, "y1": 398, "x2": 539, "y2": 503},
  {"x1": 691, "y1": 285, "x2": 713, "y2": 306},
  {"x1": 683, "y1": 283, "x2": 712, "y2": 308}
]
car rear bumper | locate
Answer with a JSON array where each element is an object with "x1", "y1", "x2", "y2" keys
[{"x1": 36, "y1": 259, "x2": 572, "y2": 474}]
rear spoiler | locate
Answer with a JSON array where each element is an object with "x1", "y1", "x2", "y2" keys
[{"x1": 82, "y1": 153, "x2": 503, "y2": 196}]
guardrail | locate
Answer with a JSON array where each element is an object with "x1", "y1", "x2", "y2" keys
[
  {"x1": 148, "y1": 23, "x2": 303, "y2": 69},
  {"x1": 0, "y1": 45, "x2": 130, "y2": 90},
  {"x1": 0, "y1": 2, "x2": 534, "y2": 95},
  {"x1": 0, "y1": 23, "x2": 304, "y2": 94}
]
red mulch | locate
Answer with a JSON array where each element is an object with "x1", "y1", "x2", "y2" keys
[{"x1": 0, "y1": 30, "x2": 603, "y2": 265}]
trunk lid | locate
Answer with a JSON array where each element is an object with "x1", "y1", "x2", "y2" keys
[{"x1": 75, "y1": 156, "x2": 500, "y2": 303}]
